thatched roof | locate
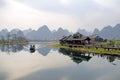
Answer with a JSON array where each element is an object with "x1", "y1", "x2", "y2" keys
[
  {"x1": 60, "y1": 35, "x2": 72, "y2": 41},
  {"x1": 66, "y1": 32, "x2": 87, "y2": 41},
  {"x1": 60, "y1": 32, "x2": 92, "y2": 42}
]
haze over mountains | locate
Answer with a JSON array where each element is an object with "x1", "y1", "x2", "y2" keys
[
  {"x1": 93, "y1": 24, "x2": 120, "y2": 39},
  {"x1": 0, "y1": 25, "x2": 71, "y2": 40},
  {"x1": 24, "y1": 25, "x2": 71, "y2": 40},
  {"x1": 0, "y1": 23, "x2": 120, "y2": 40}
]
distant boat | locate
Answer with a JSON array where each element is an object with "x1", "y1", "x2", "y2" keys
[{"x1": 30, "y1": 45, "x2": 35, "y2": 53}]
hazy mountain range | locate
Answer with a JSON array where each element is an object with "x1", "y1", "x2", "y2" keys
[
  {"x1": 24, "y1": 25, "x2": 71, "y2": 40},
  {"x1": 93, "y1": 24, "x2": 120, "y2": 39},
  {"x1": 0, "y1": 25, "x2": 72, "y2": 40},
  {"x1": 0, "y1": 24, "x2": 120, "y2": 40}
]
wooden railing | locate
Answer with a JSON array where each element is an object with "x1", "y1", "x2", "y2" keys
[{"x1": 66, "y1": 44, "x2": 120, "y2": 51}]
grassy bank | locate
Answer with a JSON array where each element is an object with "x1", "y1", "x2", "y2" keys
[{"x1": 49, "y1": 44, "x2": 120, "y2": 56}]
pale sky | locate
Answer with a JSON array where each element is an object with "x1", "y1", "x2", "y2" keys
[{"x1": 0, "y1": 0, "x2": 120, "y2": 32}]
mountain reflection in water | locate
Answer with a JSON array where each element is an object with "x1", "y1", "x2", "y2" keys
[
  {"x1": 0, "y1": 43, "x2": 120, "y2": 80},
  {"x1": 38, "y1": 47, "x2": 52, "y2": 56},
  {"x1": 0, "y1": 44, "x2": 120, "y2": 65},
  {"x1": 0, "y1": 44, "x2": 24, "y2": 53},
  {"x1": 0, "y1": 44, "x2": 53, "y2": 56}
]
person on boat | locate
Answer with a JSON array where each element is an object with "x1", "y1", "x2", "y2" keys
[{"x1": 33, "y1": 45, "x2": 35, "y2": 48}]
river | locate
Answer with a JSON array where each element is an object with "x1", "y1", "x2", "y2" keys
[{"x1": 0, "y1": 42, "x2": 120, "y2": 80}]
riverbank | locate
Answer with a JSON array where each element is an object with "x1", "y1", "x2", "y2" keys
[
  {"x1": 0, "y1": 41, "x2": 28, "y2": 45},
  {"x1": 49, "y1": 44, "x2": 120, "y2": 56}
]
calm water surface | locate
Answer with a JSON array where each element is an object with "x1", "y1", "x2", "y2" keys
[{"x1": 0, "y1": 42, "x2": 120, "y2": 80}]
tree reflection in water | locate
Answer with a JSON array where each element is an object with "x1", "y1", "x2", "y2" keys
[
  {"x1": 59, "y1": 48, "x2": 92, "y2": 64},
  {"x1": 58, "y1": 48, "x2": 120, "y2": 65},
  {"x1": 0, "y1": 44, "x2": 24, "y2": 53}
]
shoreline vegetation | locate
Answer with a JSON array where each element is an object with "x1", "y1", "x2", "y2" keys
[
  {"x1": 0, "y1": 40, "x2": 28, "y2": 45},
  {"x1": 48, "y1": 43, "x2": 120, "y2": 56}
]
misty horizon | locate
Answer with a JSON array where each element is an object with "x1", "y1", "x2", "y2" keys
[{"x1": 0, "y1": 23, "x2": 120, "y2": 33}]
